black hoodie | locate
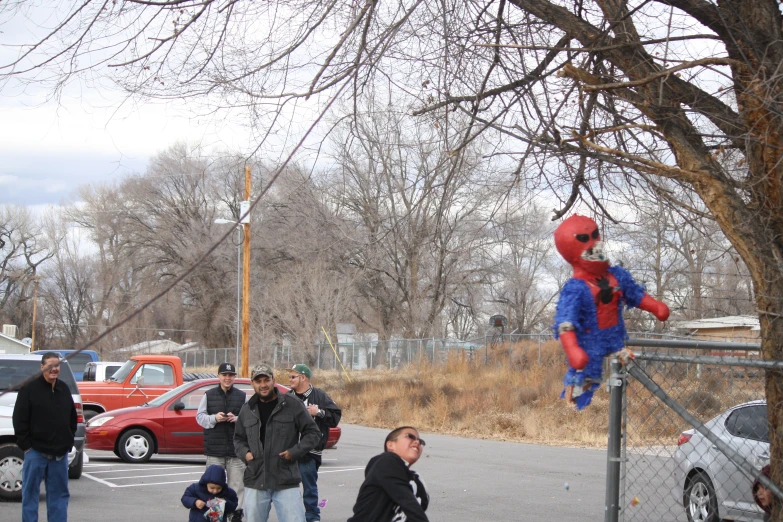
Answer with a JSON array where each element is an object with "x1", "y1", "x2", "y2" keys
[
  {"x1": 182, "y1": 464, "x2": 239, "y2": 522},
  {"x1": 348, "y1": 452, "x2": 429, "y2": 522}
]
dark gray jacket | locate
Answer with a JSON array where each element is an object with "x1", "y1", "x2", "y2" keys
[{"x1": 233, "y1": 390, "x2": 320, "y2": 490}]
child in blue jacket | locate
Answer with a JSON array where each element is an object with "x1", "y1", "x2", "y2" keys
[{"x1": 182, "y1": 464, "x2": 239, "y2": 522}]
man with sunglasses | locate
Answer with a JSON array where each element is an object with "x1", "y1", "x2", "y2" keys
[
  {"x1": 196, "y1": 362, "x2": 247, "y2": 516},
  {"x1": 348, "y1": 426, "x2": 429, "y2": 522},
  {"x1": 287, "y1": 364, "x2": 341, "y2": 522},
  {"x1": 13, "y1": 352, "x2": 77, "y2": 522}
]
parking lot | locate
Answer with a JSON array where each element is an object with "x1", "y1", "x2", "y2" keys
[{"x1": 4, "y1": 424, "x2": 621, "y2": 521}]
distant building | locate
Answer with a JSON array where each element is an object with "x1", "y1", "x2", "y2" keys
[
  {"x1": 113, "y1": 339, "x2": 183, "y2": 355},
  {"x1": 0, "y1": 331, "x2": 31, "y2": 355},
  {"x1": 336, "y1": 323, "x2": 378, "y2": 370},
  {"x1": 673, "y1": 315, "x2": 760, "y2": 342}
]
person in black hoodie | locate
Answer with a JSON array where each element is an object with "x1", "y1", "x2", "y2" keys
[
  {"x1": 182, "y1": 464, "x2": 239, "y2": 522},
  {"x1": 13, "y1": 352, "x2": 76, "y2": 522},
  {"x1": 348, "y1": 426, "x2": 429, "y2": 522}
]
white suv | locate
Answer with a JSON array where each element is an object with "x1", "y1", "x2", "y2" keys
[{"x1": 0, "y1": 354, "x2": 86, "y2": 501}]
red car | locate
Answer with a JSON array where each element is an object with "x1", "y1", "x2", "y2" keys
[{"x1": 85, "y1": 378, "x2": 341, "y2": 463}]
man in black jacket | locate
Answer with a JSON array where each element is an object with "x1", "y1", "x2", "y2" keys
[
  {"x1": 13, "y1": 352, "x2": 77, "y2": 522},
  {"x1": 234, "y1": 364, "x2": 320, "y2": 522},
  {"x1": 287, "y1": 364, "x2": 341, "y2": 522},
  {"x1": 196, "y1": 362, "x2": 247, "y2": 512}
]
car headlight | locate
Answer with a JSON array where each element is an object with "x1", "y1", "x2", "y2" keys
[{"x1": 88, "y1": 416, "x2": 115, "y2": 427}]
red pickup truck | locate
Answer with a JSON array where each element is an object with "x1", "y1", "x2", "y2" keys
[{"x1": 78, "y1": 355, "x2": 213, "y2": 421}]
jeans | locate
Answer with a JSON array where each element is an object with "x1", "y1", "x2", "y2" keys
[
  {"x1": 245, "y1": 486, "x2": 305, "y2": 522},
  {"x1": 298, "y1": 458, "x2": 319, "y2": 521},
  {"x1": 206, "y1": 455, "x2": 246, "y2": 510},
  {"x1": 22, "y1": 448, "x2": 70, "y2": 522}
]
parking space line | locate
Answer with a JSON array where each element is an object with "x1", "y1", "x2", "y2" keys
[
  {"x1": 113, "y1": 479, "x2": 200, "y2": 488},
  {"x1": 82, "y1": 473, "x2": 119, "y2": 488},
  {"x1": 104, "y1": 471, "x2": 204, "y2": 480},
  {"x1": 85, "y1": 465, "x2": 202, "y2": 474}
]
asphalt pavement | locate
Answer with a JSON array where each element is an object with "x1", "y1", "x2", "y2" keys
[{"x1": 2, "y1": 424, "x2": 659, "y2": 521}]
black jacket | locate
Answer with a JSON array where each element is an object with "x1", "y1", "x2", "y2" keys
[
  {"x1": 233, "y1": 390, "x2": 320, "y2": 490},
  {"x1": 181, "y1": 464, "x2": 238, "y2": 522},
  {"x1": 288, "y1": 385, "x2": 341, "y2": 453},
  {"x1": 348, "y1": 452, "x2": 429, "y2": 522},
  {"x1": 12, "y1": 374, "x2": 77, "y2": 457}
]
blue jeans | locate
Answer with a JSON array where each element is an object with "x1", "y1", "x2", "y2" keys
[
  {"x1": 245, "y1": 486, "x2": 305, "y2": 522},
  {"x1": 22, "y1": 449, "x2": 70, "y2": 522},
  {"x1": 298, "y1": 459, "x2": 319, "y2": 521}
]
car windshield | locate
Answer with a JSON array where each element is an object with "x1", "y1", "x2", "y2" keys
[
  {"x1": 0, "y1": 359, "x2": 79, "y2": 394},
  {"x1": 108, "y1": 359, "x2": 137, "y2": 382},
  {"x1": 147, "y1": 383, "x2": 193, "y2": 407}
]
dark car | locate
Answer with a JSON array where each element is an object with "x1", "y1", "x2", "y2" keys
[
  {"x1": 86, "y1": 378, "x2": 341, "y2": 463},
  {"x1": 0, "y1": 354, "x2": 86, "y2": 501}
]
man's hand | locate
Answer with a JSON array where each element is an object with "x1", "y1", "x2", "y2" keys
[
  {"x1": 306, "y1": 404, "x2": 319, "y2": 417},
  {"x1": 215, "y1": 412, "x2": 227, "y2": 422},
  {"x1": 279, "y1": 450, "x2": 293, "y2": 460},
  {"x1": 245, "y1": 452, "x2": 254, "y2": 461},
  {"x1": 195, "y1": 499, "x2": 206, "y2": 509},
  {"x1": 226, "y1": 412, "x2": 237, "y2": 423}
]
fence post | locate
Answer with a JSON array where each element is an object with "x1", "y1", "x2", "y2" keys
[
  {"x1": 605, "y1": 357, "x2": 623, "y2": 522},
  {"x1": 538, "y1": 335, "x2": 542, "y2": 362}
]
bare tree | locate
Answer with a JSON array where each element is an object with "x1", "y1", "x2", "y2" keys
[
  {"x1": 0, "y1": 205, "x2": 53, "y2": 336},
  {"x1": 39, "y1": 213, "x2": 96, "y2": 348},
  {"x1": 328, "y1": 104, "x2": 493, "y2": 341},
  {"x1": 486, "y1": 201, "x2": 558, "y2": 334}
]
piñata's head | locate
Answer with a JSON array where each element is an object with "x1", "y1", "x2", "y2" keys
[{"x1": 554, "y1": 215, "x2": 610, "y2": 276}]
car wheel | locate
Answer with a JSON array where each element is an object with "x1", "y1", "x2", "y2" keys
[
  {"x1": 118, "y1": 429, "x2": 154, "y2": 463},
  {"x1": 0, "y1": 443, "x2": 24, "y2": 501},
  {"x1": 684, "y1": 471, "x2": 719, "y2": 522},
  {"x1": 68, "y1": 450, "x2": 83, "y2": 479},
  {"x1": 83, "y1": 409, "x2": 100, "y2": 422}
]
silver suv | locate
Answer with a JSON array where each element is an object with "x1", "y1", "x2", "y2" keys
[{"x1": 0, "y1": 354, "x2": 86, "y2": 501}]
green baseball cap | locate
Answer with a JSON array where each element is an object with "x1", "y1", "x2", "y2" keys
[{"x1": 291, "y1": 364, "x2": 311, "y2": 379}]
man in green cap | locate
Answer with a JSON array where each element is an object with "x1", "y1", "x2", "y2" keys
[{"x1": 287, "y1": 364, "x2": 341, "y2": 522}]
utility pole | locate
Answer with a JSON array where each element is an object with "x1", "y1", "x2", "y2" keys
[
  {"x1": 241, "y1": 166, "x2": 251, "y2": 378},
  {"x1": 30, "y1": 276, "x2": 40, "y2": 352}
]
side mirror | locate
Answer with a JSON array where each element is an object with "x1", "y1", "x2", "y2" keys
[
  {"x1": 173, "y1": 401, "x2": 185, "y2": 411},
  {"x1": 136, "y1": 375, "x2": 145, "y2": 387}
]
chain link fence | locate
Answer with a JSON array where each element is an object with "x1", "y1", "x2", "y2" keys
[
  {"x1": 167, "y1": 332, "x2": 701, "y2": 372},
  {"x1": 611, "y1": 338, "x2": 783, "y2": 522}
]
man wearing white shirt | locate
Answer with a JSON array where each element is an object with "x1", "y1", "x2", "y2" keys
[{"x1": 196, "y1": 362, "x2": 247, "y2": 514}]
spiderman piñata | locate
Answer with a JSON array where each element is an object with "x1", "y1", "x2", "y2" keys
[{"x1": 553, "y1": 215, "x2": 669, "y2": 409}]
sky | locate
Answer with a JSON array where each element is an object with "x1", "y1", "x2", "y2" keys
[{"x1": 0, "y1": 86, "x2": 248, "y2": 207}]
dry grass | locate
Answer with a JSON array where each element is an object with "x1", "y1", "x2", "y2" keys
[{"x1": 320, "y1": 340, "x2": 612, "y2": 448}]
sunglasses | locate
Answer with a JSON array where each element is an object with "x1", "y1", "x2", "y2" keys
[
  {"x1": 401, "y1": 432, "x2": 426, "y2": 446},
  {"x1": 289, "y1": 375, "x2": 301, "y2": 380}
]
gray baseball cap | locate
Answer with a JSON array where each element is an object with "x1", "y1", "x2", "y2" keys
[{"x1": 250, "y1": 364, "x2": 274, "y2": 380}]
